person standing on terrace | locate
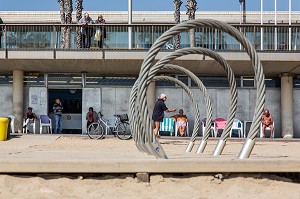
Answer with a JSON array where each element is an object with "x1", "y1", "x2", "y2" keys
[
  {"x1": 0, "y1": 17, "x2": 3, "y2": 48},
  {"x1": 94, "y1": 15, "x2": 106, "y2": 48},
  {"x1": 79, "y1": 12, "x2": 93, "y2": 48}
]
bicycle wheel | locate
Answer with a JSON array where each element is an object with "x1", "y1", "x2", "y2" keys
[
  {"x1": 116, "y1": 122, "x2": 132, "y2": 140},
  {"x1": 87, "y1": 122, "x2": 104, "y2": 139}
]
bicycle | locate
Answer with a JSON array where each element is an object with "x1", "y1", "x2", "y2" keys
[{"x1": 87, "y1": 111, "x2": 131, "y2": 140}]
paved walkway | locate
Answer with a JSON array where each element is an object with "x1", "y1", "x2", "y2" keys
[{"x1": 0, "y1": 134, "x2": 299, "y2": 173}]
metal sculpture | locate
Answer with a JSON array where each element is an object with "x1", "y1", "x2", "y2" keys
[
  {"x1": 148, "y1": 47, "x2": 237, "y2": 153},
  {"x1": 129, "y1": 19, "x2": 265, "y2": 159}
]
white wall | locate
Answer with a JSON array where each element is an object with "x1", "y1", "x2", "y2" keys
[{"x1": 1, "y1": 85, "x2": 297, "y2": 137}]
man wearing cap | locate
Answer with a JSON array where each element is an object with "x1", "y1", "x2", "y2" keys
[
  {"x1": 152, "y1": 94, "x2": 176, "y2": 138},
  {"x1": 23, "y1": 107, "x2": 37, "y2": 129}
]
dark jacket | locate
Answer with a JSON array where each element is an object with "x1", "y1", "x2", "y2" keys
[
  {"x1": 152, "y1": 99, "x2": 168, "y2": 122},
  {"x1": 0, "y1": 17, "x2": 3, "y2": 36},
  {"x1": 53, "y1": 103, "x2": 63, "y2": 115},
  {"x1": 94, "y1": 19, "x2": 106, "y2": 38}
]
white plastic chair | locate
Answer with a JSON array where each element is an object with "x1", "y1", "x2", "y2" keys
[
  {"x1": 230, "y1": 119, "x2": 244, "y2": 138},
  {"x1": 7, "y1": 115, "x2": 15, "y2": 134},
  {"x1": 175, "y1": 122, "x2": 189, "y2": 137},
  {"x1": 39, "y1": 115, "x2": 52, "y2": 134},
  {"x1": 23, "y1": 118, "x2": 36, "y2": 134},
  {"x1": 201, "y1": 119, "x2": 216, "y2": 137},
  {"x1": 260, "y1": 121, "x2": 275, "y2": 138}
]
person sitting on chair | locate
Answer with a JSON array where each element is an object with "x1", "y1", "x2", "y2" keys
[
  {"x1": 171, "y1": 109, "x2": 188, "y2": 136},
  {"x1": 261, "y1": 109, "x2": 274, "y2": 138},
  {"x1": 86, "y1": 107, "x2": 99, "y2": 130},
  {"x1": 23, "y1": 107, "x2": 37, "y2": 129}
]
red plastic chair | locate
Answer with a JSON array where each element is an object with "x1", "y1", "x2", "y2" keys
[{"x1": 215, "y1": 118, "x2": 226, "y2": 137}]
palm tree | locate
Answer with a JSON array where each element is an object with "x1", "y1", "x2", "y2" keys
[
  {"x1": 186, "y1": 0, "x2": 197, "y2": 47},
  {"x1": 174, "y1": 0, "x2": 182, "y2": 49},
  {"x1": 58, "y1": 0, "x2": 66, "y2": 48},
  {"x1": 75, "y1": 0, "x2": 83, "y2": 48},
  {"x1": 57, "y1": 0, "x2": 73, "y2": 49},
  {"x1": 65, "y1": 0, "x2": 73, "y2": 48}
]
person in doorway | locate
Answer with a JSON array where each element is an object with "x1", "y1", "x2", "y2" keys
[
  {"x1": 261, "y1": 109, "x2": 274, "y2": 138},
  {"x1": 94, "y1": 15, "x2": 106, "y2": 48},
  {"x1": 53, "y1": 98, "x2": 63, "y2": 134},
  {"x1": 23, "y1": 107, "x2": 37, "y2": 130},
  {"x1": 0, "y1": 17, "x2": 3, "y2": 48},
  {"x1": 79, "y1": 12, "x2": 93, "y2": 48},
  {"x1": 86, "y1": 107, "x2": 99, "y2": 130},
  {"x1": 152, "y1": 94, "x2": 176, "y2": 138},
  {"x1": 171, "y1": 109, "x2": 188, "y2": 137}
]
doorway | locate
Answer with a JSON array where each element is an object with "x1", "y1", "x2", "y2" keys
[{"x1": 48, "y1": 89, "x2": 82, "y2": 134}]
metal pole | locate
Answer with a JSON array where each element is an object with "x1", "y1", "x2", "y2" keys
[
  {"x1": 274, "y1": 0, "x2": 277, "y2": 50},
  {"x1": 260, "y1": 0, "x2": 263, "y2": 50},
  {"x1": 81, "y1": 72, "x2": 86, "y2": 88},
  {"x1": 243, "y1": 0, "x2": 246, "y2": 24},
  {"x1": 128, "y1": 0, "x2": 132, "y2": 49},
  {"x1": 288, "y1": 0, "x2": 292, "y2": 51},
  {"x1": 239, "y1": 2, "x2": 242, "y2": 25}
]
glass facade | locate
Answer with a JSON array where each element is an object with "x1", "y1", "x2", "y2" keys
[
  {"x1": 0, "y1": 74, "x2": 282, "y2": 88},
  {"x1": 1, "y1": 24, "x2": 299, "y2": 51}
]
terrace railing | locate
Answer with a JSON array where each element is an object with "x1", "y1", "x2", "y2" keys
[{"x1": 0, "y1": 23, "x2": 299, "y2": 51}]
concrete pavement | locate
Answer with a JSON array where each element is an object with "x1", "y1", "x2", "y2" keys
[{"x1": 0, "y1": 134, "x2": 299, "y2": 173}]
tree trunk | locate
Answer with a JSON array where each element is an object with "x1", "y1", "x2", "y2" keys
[
  {"x1": 174, "y1": 0, "x2": 182, "y2": 49},
  {"x1": 76, "y1": 0, "x2": 83, "y2": 49},
  {"x1": 65, "y1": 0, "x2": 73, "y2": 49},
  {"x1": 186, "y1": 0, "x2": 197, "y2": 47},
  {"x1": 58, "y1": 0, "x2": 66, "y2": 48}
]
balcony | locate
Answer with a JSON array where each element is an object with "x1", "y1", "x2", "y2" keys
[
  {"x1": 0, "y1": 23, "x2": 299, "y2": 51},
  {"x1": 0, "y1": 23, "x2": 300, "y2": 76}
]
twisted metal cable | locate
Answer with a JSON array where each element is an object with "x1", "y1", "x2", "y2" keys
[
  {"x1": 149, "y1": 47, "x2": 237, "y2": 148},
  {"x1": 153, "y1": 76, "x2": 201, "y2": 138},
  {"x1": 131, "y1": 19, "x2": 265, "y2": 158},
  {"x1": 130, "y1": 63, "x2": 210, "y2": 154},
  {"x1": 130, "y1": 75, "x2": 201, "y2": 157}
]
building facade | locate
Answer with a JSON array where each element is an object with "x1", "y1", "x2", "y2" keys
[{"x1": 0, "y1": 11, "x2": 299, "y2": 137}]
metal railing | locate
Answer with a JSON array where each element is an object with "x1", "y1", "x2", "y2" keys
[{"x1": 0, "y1": 23, "x2": 299, "y2": 51}]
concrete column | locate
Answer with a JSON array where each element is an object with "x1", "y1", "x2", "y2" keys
[
  {"x1": 13, "y1": 70, "x2": 24, "y2": 133},
  {"x1": 147, "y1": 82, "x2": 156, "y2": 114},
  {"x1": 281, "y1": 73, "x2": 293, "y2": 138}
]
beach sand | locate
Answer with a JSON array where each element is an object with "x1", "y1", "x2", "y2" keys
[
  {"x1": 0, "y1": 135, "x2": 299, "y2": 199},
  {"x1": 0, "y1": 173, "x2": 299, "y2": 199}
]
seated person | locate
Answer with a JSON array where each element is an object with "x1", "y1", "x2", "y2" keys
[
  {"x1": 86, "y1": 107, "x2": 99, "y2": 129},
  {"x1": 23, "y1": 107, "x2": 37, "y2": 129},
  {"x1": 171, "y1": 109, "x2": 188, "y2": 136},
  {"x1": 261, "y1": 109, "x2": 274, "y2": 138}
]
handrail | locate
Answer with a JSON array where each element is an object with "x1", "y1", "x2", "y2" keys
[
  {"x1": 1, "y1": 23, "x2": 300, "y2": 27},
  {"x1": 1, "y1": 23, "x2": 299, "y2": 51}
]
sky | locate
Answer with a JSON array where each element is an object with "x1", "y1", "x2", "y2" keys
[{"x1": 0, "y1": 0, "x2": 299, "y2": 11}]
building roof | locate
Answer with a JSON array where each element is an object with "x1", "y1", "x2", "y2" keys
[{"x1": 0, "y1": 11, "x2": 299, "y2": 24}]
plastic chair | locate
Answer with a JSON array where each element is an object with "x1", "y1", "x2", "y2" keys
[
  {"x1": 260, "y1": 121, "x2": 275, "y2": 138},
  {"x1": 201, "y1": 118, "x2": 216, "y2": 137},
  {"x1": 23, "y1": 118, "x2": 36, "y2": 134},
  {"x1": 215, "y1": 118, "x2": 226, "y2": 137},
  {"x1": 159, "y1": 118, "x2": 175, "y2": 136},
  {"x1": 39, "y1": 115, "x2": 52, "y2": 134},
  {"x1": 175, "y1": 122, "x2": 189, "y2": 137},
  {"x1": 230, "y1": 118, "x2": 243, "y2": 137},
  {"x1": 7, "y1": 115, "x2": 15, "y2": 134}
]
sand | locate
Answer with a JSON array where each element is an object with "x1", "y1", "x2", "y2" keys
[
  {"x1": 0, "y1": 135, "x2": 299, "y2": 198},
  {"x1": 0, "y1": 173, "x2": 299, "y2": 199}
]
